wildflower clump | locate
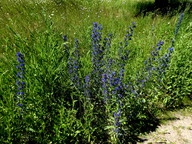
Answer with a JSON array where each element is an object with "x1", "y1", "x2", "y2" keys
[{"x1": 62, "y1": 13, "x2": 185, "y2": 143}]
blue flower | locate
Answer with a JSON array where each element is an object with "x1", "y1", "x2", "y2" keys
[
  {"x1": 168, "y1": 47, "x2": 174, "y2": 51},
  {"x1": 16, "y1": 52, "x2": 24, "y2": 58},
  {"x1": 158, "y1": 41, "x2": 164, "y2": 45},
  {"x1": 92, "y1": 22, "x2": 98, "y2": 26},
  {"x1": 16, "y1": 81, "x2": 20, "y2": 84},
  {"x1": 17, "y1": 58, "x2": 25, "y2": 63},
  {"x1": 63, "y1": 35, "x2": 67, "y2": 41},
  {"x1": 17, "y1": 87, "x2": 24, "y2": 90},
  {"x1": 16, "y1": 92, "x2": 24, "y2": 95},
  {"x1": 20, "y1": 63, "x2": 25, "y2": 66},
  {"x1": 67, "y1": 39, "x2": 82, "y2": 91},
  {"x1": 17, "y1": 104, "x2": 23, "y2": 106},
  {"x1": 113, "y1": 108, "x2": 122, "y2": 135}
]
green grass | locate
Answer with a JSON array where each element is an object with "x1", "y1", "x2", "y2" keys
[{"x1": 0, "y1": 0, "x2": 192, "y2": 143}]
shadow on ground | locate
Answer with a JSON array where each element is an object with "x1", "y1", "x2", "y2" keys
[
  {"x1": 120, "y1": 112, "x2": 161, "y2": 143},
  {"x1": 134, "y1": 105, "x2": 192, "y2": 143},
  {"x1": 134, "y1": 0, "x2": 192, "y2": 17}
]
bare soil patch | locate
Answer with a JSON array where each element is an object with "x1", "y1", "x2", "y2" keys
[{"x1": 138, "y1": 107, "x2": 192, "y2": 144}]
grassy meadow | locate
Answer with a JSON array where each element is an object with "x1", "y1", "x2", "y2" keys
[{"x1": 0, "y1": 0, "x2": 192, "y2": 143}]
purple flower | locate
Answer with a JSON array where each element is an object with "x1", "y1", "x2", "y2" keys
[
  {"x1": 158, "y1": 41, "x2": 164, "y2": 45},
  {"x1": 16, "y1": 81, "x2": 20, "y2": 84},
  {"x1": 17, "y1": 58, "x2": 25, "y2": 63},
  {"x1": 17, "y1": 103, "x2": 23, "y2": 106},
  {"x1": 63, "y1": 35, "x2": 67, "y2": 41},
  {"x1": 20, "y1": 63, "x2": 25, "y2": 66},
  {"x1": 132, "y1": 22, "x2": 136, "y2": 27},
  {"x1": 74, "y1": 66, "x2": 78, "y2": 69},
  {"x1": 168, "y1": 47, "x2": 174, "y2": 51},
  {"x1": 113, "y1": 108, "x2": 122, "y2": 135},
  {"x1": 92, "y1": 22, "x2": 98, "y2": 26},
  {"x1": 17, "y1": 86, "x2": 24, "y2": 90},
  {"x1": 18, "y1": 92, "x2": 24, "y2": 95},
  {"x1": 85, "y1": 75, "x2": 90, "y2": 83},
  {"x1": 16, "y1": 52, "x2": 23, "y2": 57},
  {"x1": 16, "y1": 75, "x2": 22, "y2": 78}
]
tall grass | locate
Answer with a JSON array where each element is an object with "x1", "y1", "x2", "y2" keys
[{"x1": 0, "y1": 0, "x2": 192, "y2": 143}]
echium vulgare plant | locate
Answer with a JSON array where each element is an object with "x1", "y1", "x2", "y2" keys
[
  {"x1": 100, "y1": 23, "x2": 136, "y2": 139},
  {"x1": 101, "y1": 33, "x2": 113, "y2": 103},
  {"x1": 88, "y1": 22, "x2": 109, "y2": 110},
  {"x1": 132, "y1": 13, "x2": 185, "y2": 105},
  {"x1": 131, "y1": 41, "x2": 165, "y2": 102},
  {"x1": 67, "y1": 38, "x2": 82, "y2": 91},
  {"x1": 152, "y1": 13, "x2": 185, "y2": 87},
  {"x1": 63, "y1": 35, "x2": 70, "y2": 59},
  {"x1": 117, "y1": 22, "x2": 136, "y2": 92},
  {"x1": 102, "y1": 23, "x2": 136, "y2": 103},
  {"x1": 134, "y1": 40, "x2": 172, "y2": 100},
  {"x1": 16, "y1": 52, "x2": 25, "y2": 114},
  {"x1": 91, "y1": 23, "x2": 104, "y2": 88},
  {"x1": 140, "y1": 41, "x2": 164, "y2": 87},
  {"x1": 159, "y1": 13, "x2": 184, "y2": 71},
  {"x1": 111, "y1": 23, "x2": 136, "y2": 137},
  {"x1": 157, "y1": 13, "x2": 185, "y2": 107},
  {"x1": 158, "y1": 13, "x2": 184, "y2": 71},
  {"x1": 84, "y1": 75, "x2": 91, "y2": 100}
]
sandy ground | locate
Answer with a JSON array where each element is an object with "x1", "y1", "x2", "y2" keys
[{"x1": 138, "y1": 108, "x2": 192, "y2": 144}]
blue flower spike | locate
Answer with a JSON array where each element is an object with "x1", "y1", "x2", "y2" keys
[{"x1": 16, "y1": 52, "x2": 25, "y2": 114}]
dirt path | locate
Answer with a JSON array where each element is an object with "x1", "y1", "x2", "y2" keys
[{"x1": 138, "y1": 107, "x2": 192, "y2": 144}]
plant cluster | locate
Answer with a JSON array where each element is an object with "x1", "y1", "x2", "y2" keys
[
  {"x1": 54, "y1": 13, "x2": 185, "y2": 143},
  {"x1": 0, "y1": 8, "x2": 191, "y2": 144}
]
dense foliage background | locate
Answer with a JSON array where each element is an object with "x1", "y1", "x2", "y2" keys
[{"x1": 0, "y1": 0, "x2": 191, "y2": 143}]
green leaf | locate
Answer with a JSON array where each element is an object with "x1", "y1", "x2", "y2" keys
[
  {"x1": 104, "y1": 125, "x2": 115, "y2": 130},
  {"x1": 74, "y1": 130, "x2": 81, "y2": 137},
  {"x1": 26, "y1": 127, "x2": 35, "y2": 132}
]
